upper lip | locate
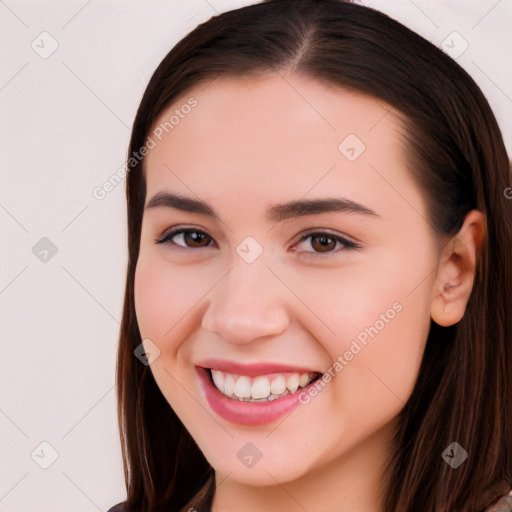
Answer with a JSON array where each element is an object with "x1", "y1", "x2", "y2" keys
[{"x1": 197, "y1": 359, "x2": 321, "y2": 377}]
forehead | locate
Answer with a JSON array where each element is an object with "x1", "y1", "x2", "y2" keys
[
  {"x1": 143, "y1": 74, "x2": 424, "y2": 224},
  {"x1": 147, "y1": 74, "x2": 400, "y2": 158}
]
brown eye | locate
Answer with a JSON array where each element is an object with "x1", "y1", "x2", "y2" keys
[
  {"x1": 156, "y1": 228, "x2": 214, "y2": 248},
  {"x1": 310, "y1": 234, "x2": 337, "y2": 252},
  {"x1": 295, "y1": 231, "x2": 362, "y2": 258}
]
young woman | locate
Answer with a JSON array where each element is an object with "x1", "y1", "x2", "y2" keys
[{"x1": 108, "y1": 1, "x2": 512, "y2": 510}]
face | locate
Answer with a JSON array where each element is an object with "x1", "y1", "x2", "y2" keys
[{"x1": 134, "y1": 74, "x2": 438, "y2": 487}]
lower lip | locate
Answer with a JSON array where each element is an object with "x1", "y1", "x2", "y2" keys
[{"x1": 196, "y1": 367, "x2": 311, "y2": 426}]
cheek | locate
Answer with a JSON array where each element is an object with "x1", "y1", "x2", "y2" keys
[
  {"x1": 134, "y1": 258, "x2": 167, "y2": 340},
  {"x1": 287, "y1": 252, "x2": 432, "y2": 351},
  {"x1": 334, "y1": 289, "x2": 431, "y2": 430},
  {"x1": 133, "y1": 256, "x2": 204, "y2": 413},
  {"x1": 305, "y1": 247, "x2": 433, "y2": 412},
  {"x1": 134, "y1": 255, "x2": 198, "y2": 343}
]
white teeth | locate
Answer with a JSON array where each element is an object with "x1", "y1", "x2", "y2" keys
[
  {"x1": 209, "y1": 369, "x2": 317, "y2": 402},
  {"x1": 211, "y1": 370, "x2": 224, "y2": 393},
  {"x1": 270, "y1": 375, "x2": 286, "y2": 395},
  {"x1": 286, "y1": 374, "x2": 299, "y2": 393},
  {"x1": 224, "y1": 374, "x2": 235, "y2": 396},
  {"x1": 251, "y1": 376, "x2": 271, "y2": 399},
  {"x1": 234, "y1": 376, "x2": 252, "y2": 398}
]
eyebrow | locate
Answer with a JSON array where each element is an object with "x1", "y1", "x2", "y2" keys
[{"x1": 145, "y1": 192, "x2": 380, "y2": 223}]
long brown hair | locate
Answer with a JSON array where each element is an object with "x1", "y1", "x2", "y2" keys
[{"x1": 114, "y1": 1, "x2": 512, "y2": 510}]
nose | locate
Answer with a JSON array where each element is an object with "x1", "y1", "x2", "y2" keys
[{"x1": 201, "y1": 257, "x2": 290, "y2": 345}]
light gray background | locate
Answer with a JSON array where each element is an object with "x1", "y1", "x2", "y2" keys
[{"x1": 1, "y1": 0, "x2": 511, "y2": 510}]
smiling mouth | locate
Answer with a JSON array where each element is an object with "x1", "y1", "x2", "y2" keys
[{"x1": 206, "y1": 368, "x2": 322, "y2": 402}]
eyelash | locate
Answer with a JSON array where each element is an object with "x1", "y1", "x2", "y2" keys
[{"x1": 155, "y1": 226, "x2": 362, "y2": 258}]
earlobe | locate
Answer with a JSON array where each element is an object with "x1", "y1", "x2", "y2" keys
[{"x1": 430, "y1": 210, "x2": 486, "y2": 327}]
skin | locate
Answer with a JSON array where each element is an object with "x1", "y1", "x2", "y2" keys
[{"x1": 134, "y1": 73, "x2": 484, "y2": 512}]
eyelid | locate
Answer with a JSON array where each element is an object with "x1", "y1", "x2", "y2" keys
[
  {"x1": 155, "y1": 225, "x2": 215, "y2": 247},
  {"x1": 295, "y1": 227, "x2": 361, "y2": 246}
]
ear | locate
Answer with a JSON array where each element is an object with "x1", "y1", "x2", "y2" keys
[{"x1": 430, "y1": 209, "x2": 486, "y2": 327}]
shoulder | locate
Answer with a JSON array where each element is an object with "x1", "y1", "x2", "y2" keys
[
  {"x1": 106, "y1": 502, "x2": 126, "y2": 512},
  {"x1": 485, "y1": 491, "x2": 512, "y2": 512}
]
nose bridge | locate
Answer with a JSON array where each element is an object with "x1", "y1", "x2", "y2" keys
[{"x1": 201, "y1": 251, "x2": 289, "y2": 344}]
